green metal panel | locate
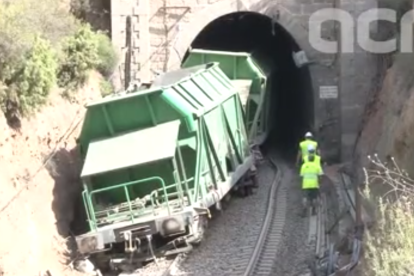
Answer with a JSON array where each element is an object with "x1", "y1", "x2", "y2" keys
[
  {"x1": 182, "y1": 49, "x2": 270, "y2": 144},
  {"x1": 78, "y1": 89, "x2": 182, "y2": 157},
  {"x1": 182, "y1": 49, "x2": 265, "y2": 80},
  {"x1": 78, "y1": 63, "x2": 238, "y2": 156},
  {"x1": 81, "y1": 120, "x2": 181, "y2": 178},
  {"x1": 203, "y1": 109, "x2": 226, "y2": 186}
]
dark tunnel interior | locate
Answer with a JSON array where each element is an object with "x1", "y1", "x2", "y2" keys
[{"x1": 183, "y1": 12, "x2": 314, "y2": 159}]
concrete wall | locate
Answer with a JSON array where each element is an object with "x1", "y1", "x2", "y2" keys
[
  {"x1": 339, "y1": 0, "x2": 378, "y2": 161},
  {"x1": 110, "y1": 0, "x2": 379, "y2": 162}
]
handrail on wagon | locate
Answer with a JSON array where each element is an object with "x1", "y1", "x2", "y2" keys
[
  {"x1": 83, "y1": 169, "x2": 211, "y2": 230},
  {"x1": 84, "y1": 177, "x2": 168, "y2": 230},
  {"x1": 149, "y1": 170, "x2": 211, "y2": 206},
  {"x1": 82, "y1": 190, "x2": 93, "y2": 230},
  {"x1": 149, "y1": 177, "x2": 195, "y2": 208}
]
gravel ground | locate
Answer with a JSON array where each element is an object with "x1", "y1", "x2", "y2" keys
[
  {"x1": 103, "y1": 161, "x2": 275, "y2": 276},
  {"x1": 129, "y1": 258, "x2": 174, "y2": 276},
  {"x1": 106, "y1": 160, "x2": 320, "y2": 276},
  {"x1": 170, "y1": 161, "x2": 277, "y2": 276},
  {"x1": 271, "y1": 166, "x2": 314, "y2": 276},
  {"x1": 103, "y1": 258, "x2": 174, "y2": 276}
]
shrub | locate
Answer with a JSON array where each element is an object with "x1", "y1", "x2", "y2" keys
[
  {"x1": 362, "y1": 155, "x2": 414, "y2": 276},
  {"x1": 0, "y1": 36, "x2": 57, "y2": 117},
  {"x1": 0, "y1": 0, "x2": 118, "y2": 119},
  {"x1": 95, "y1": 32, "x2": 118, "y2": 78},
  {"x1": 0, "y1": 0, "x2": 78, "y2": 62},
  {"x1": 14, "y1": 36, "x2": 57, "y2": 114},
  {"x1": 57, "y1": 23, "x2": 100, "y2": 92},
  {"x1": 0, "y1": 0, "x2": 36, "y2": 66},
  {"x1": 0, "y1": 0, "x2": 77, "y2": 120},
  {"x1": 57, "y1": 24, "x2": 118, "y2": 96},
  {"x1": 99, "y1": 79, "x2": 114, "y2": 97}
]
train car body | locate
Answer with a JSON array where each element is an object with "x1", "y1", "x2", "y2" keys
[
  {"x1": 75, "y1": 62, "x2": 256, "y2": 267},
  {"x1": 182, "y1": 49, "x2": 271, "y2": 145}
]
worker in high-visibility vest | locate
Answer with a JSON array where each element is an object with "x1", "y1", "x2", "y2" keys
[
  {"x1": 304, "y1": 144, "x2": 322, "y2": 167},
  {"x1": 296, "y1": 132, "x2": 320, "y2": 166},
  {"x1": 300, "y1": 156, "x2": 323, "y2": 216}
]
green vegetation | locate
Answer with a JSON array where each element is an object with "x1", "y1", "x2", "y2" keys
[
  {"x1": 58, "y1": 24, "x2": 102, "y2": 94},
  {"x1": 3, "y1": 37, "x2": 58, "y2": 116},
  {"x1": 99, "y1": 79, "x2": 114, "y2": 97},
  {"x1": 0, "y1": 0, "x2": 118, "y2": 121},
  {"x1": 362, "y1": 155, "x2": 414, "y2": 276},
  {"x1": 96, "y1": 32, "x2": 118, "y2": 78}
]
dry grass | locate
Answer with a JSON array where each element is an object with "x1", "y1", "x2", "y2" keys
[{"x1": 362, "y1": 155, "x2": 414, "y2": 276}]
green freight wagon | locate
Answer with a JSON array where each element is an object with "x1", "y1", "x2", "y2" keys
[
  {"x1": 75, "y1": 63, "x2": 255, "y2": 268},
  {"x1": 182, "y1": 49, "x2": 271, "y2": 145}
]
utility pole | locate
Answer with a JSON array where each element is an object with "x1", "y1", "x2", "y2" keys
[{"x1": 124, "y1": 15, "x2": 132, "y2": 90}]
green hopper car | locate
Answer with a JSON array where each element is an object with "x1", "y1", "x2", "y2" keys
[
  {"x1": 182, "y1": 49, "x2": 271, "y2": 144},
  {"x1": 75, "y1": 62, "x2": 261, "y2": 269}
]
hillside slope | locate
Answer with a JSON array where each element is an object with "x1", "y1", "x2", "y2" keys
[
  {"x1": 0, "y1": 73, "x2": 101, "y2": 276},
  {"x1": 355, "y1": 53, "x2": 414, "y2": 179}
]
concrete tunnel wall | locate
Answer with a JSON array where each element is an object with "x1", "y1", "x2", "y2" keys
[
  {"x1": 111, "y1": 0, "x2": 380, "y2": 162},
  {"x1": 165, "y1": 0, "x2": 342, "y2": 161}
]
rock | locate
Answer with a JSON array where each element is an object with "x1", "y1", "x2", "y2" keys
[{"x1": 74, "y1": 258, "x2": 96, "y2": 275}]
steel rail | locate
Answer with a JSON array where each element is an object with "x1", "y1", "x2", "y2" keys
[
  {"x1": 161, "y1": 156, "x2": 284, "y2": 276},
  {"x1": 242, "y1": 157, "x2": 283, "y2": 276}
]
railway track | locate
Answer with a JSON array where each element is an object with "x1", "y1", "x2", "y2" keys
[
  {"x1": 137, "y1": 156, "x2": 327, "y2": 276},
  {"x1": 242, "y1": 159, "x2": 328, "y2": 276},
  {"x1": 157, "y1": 156, "x2": 287, "y2": 276},
  {"x1": 242, "y1": 157, "x2": 286, "y2": 276}
]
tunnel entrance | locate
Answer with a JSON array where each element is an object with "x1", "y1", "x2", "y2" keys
[{"x1": 183, "y1": 12, "x2": 314, "y2": 158}]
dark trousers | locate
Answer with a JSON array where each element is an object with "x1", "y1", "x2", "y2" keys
[{"x1": 303, "y1": 188, "x2": 320, "y2": 201}]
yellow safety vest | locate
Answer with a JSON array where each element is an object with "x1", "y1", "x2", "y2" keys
[
  {"x1": 299, "y1": 140, "x2": 318, "y2": 160},
  {"x1": 304, "y1": 154, "x2": 321, "y2": 167},
  {"x1": 300, "y1": 162, "x2": 322, "y2": 189}
]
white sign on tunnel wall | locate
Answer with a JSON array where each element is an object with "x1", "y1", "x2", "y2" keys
[{"x1": 319, "y1": 86, "x2": 338, "y2": 99}]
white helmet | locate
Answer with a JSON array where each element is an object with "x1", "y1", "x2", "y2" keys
[{"x1": 305, "y1": 132, "x2": 313, "y2": 138}]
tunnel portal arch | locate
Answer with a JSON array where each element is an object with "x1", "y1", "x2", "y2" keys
[
  {"x1": 169, "y1": 1, "x2": 319, "y2": 69},
  {"x1": 176, "y1": 9, "x2": 316, "y2": 153},
  {"x1": 167, "y1": 3, "x2": 321, "y2": 145}
]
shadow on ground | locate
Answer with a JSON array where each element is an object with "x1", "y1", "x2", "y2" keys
[{"x1": 44, "y1": 146, "x2": 88, "y2": 258}]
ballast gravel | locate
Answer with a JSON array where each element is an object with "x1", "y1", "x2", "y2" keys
[
  {"x1": 102, "y1": 161, "x2": 274, "y2": 276},
  {"x1": 271, "y1": 168, "x2": 314, "y2": 276},
  {"x1": 131, "y1": 258, "x2": 174, "y2": 276},
  {"x1": 171, "y1": 161, "x2": 278, "y2": 276},
  {"x1": 103, "y1": 258, "x2": 174, "y2": 276},
  {"x1": 128, "y1": 161, "x2": 317, "y2": 276}
]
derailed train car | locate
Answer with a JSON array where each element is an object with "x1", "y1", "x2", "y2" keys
[
  {"x1": 182, "y1": 49, "x2": 271, "y2": 144},
  {"x1": 75, "y1": 51, "x2": 270, "y2": 270}
]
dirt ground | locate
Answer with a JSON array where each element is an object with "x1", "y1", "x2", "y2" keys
[{"x1": 0, "y1": 72, "x2": 101, "y2": 276}]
